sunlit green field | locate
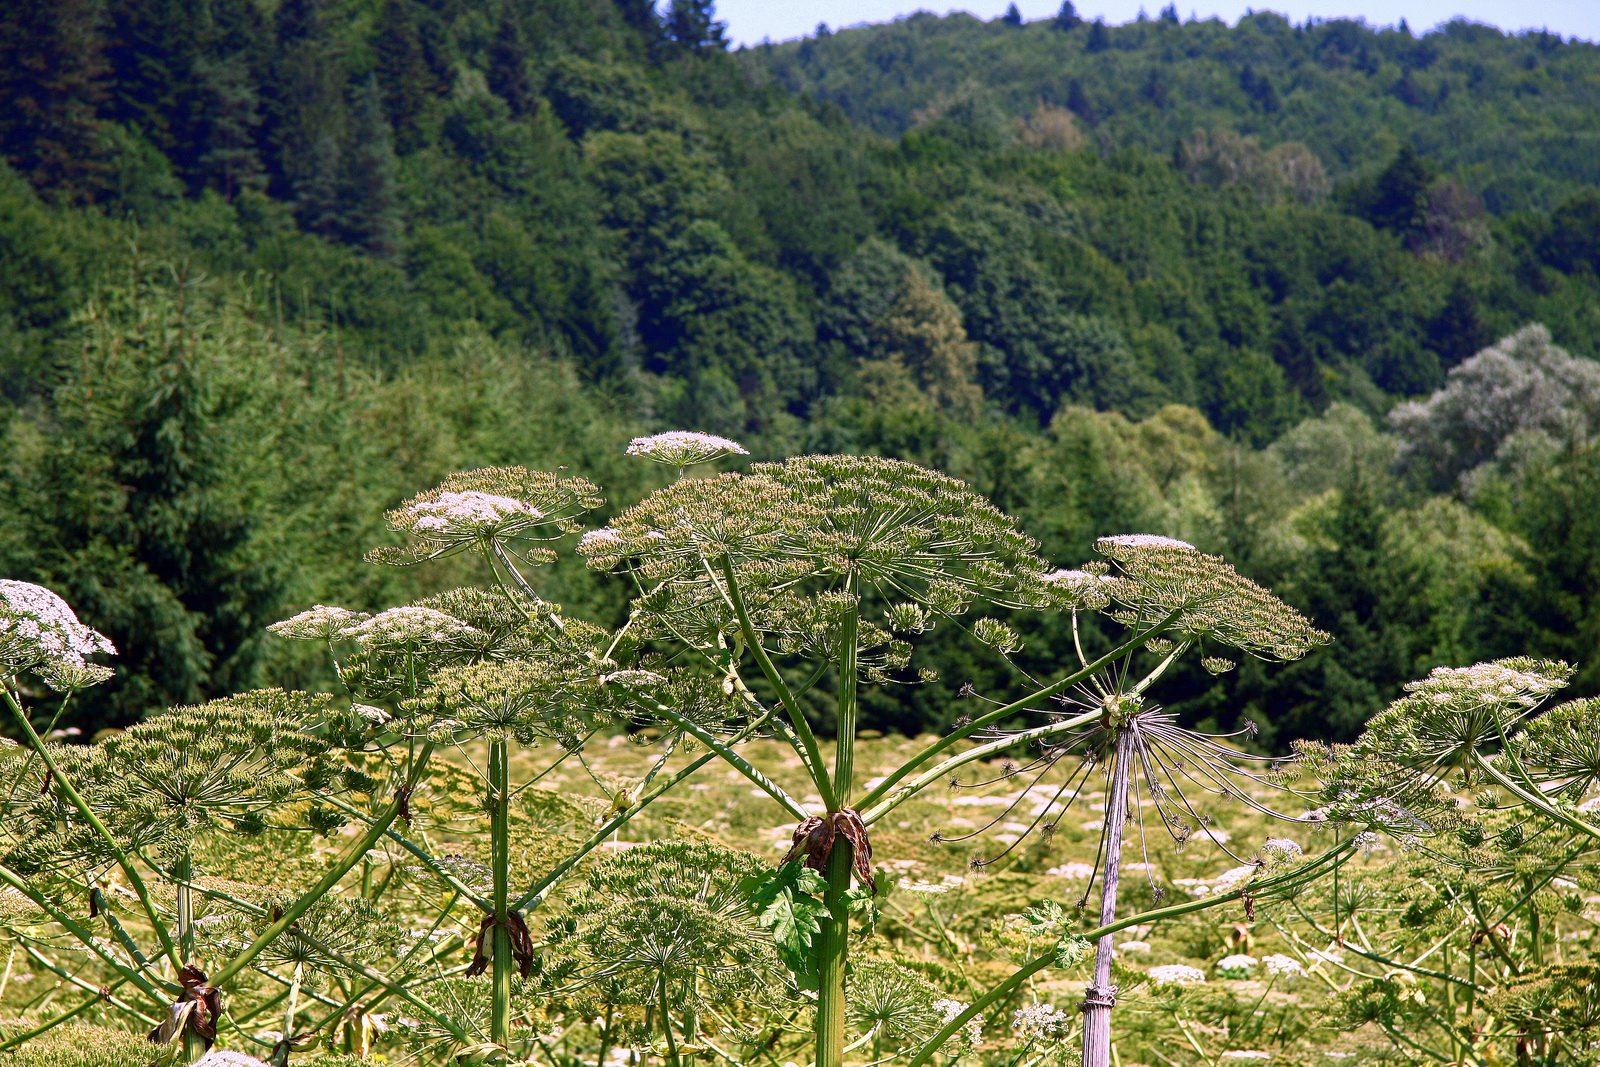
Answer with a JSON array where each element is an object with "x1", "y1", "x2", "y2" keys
[
  {"x1": 4, "y1": 723, "x2": 1593, "y2": 1067},
  {"x1": 484, "y1": 734, "x2": 1397, "y2": 1067}
]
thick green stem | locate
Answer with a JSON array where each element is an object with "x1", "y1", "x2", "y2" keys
[
  {"x1": 814, "y1": 840, "x2": 853, "y2": 1067},
  {"x1": 174, "y1": 848, "x2": 208, "y2": 1064},
  {"x1": 1081, "y1": 729, "x2": 1134, "y2": 1067},
  {"x1": 175, "y1": 850, "x2": 195, "y2": 963},
  {"x1": 816, "y1": 584, "x2": 861, "y2": 1067},
  {"x1": 834, "y1": 581, "x2": 859, "y2": 803},
  {"x1": 659, "y1": 971, "x2": 681, "y2": 1066},
  {"x1": 271, "y1": 963, "x2": 303, "y2": 1067},
  {"x1": 489, "y1": 738, "x2": 514, "y2": 1051}
]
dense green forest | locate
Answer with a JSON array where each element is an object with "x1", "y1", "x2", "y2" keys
[
  {"x1": 1, "y1": 0, "x2": 1597, "y2": 742},
  {"x1": 756, "y1": 7, "x2": 1600, "y2": 212}
]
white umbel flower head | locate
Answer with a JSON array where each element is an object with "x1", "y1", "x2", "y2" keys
[
  {"x1": 340, "y1": 606, "x2": 486, "y2": 652},
  {"x1": 1148, "y1": 964, "x2": 1207, "y2": 986},
  {"x1": 268, "y1": 604, "x2": 369, "y2": 641},
  {"x1": 1042, "y1": 567, "x2": 1115, "y2": 611},
  {"x1": 372, "y1": 465, "x2": 602, "y2": 566},
  {"x1": 0, "y1": 580, "x2": 116, "y2": 689},
  {"x1": 1011, "y1": 1003, "x2": 1072, "y2": 1043},
  {"x1": 1215, "y1": 953, "x2": 1258, "y2": 978},
  {"x1": 1098, "y1": 534, "x2": 1197, "y2": 551},
  {"x1": 1262, "y1": 953, "x2": 1305, "y2": 978},
  {"x1": 1261, "y1": 837, "x2": 1304, "y2": 861},
  {"x1": 407, "y1": 490, "x2": 542, "y2": 533},
  {"x1": 932, "y1": 998, "x2": 984, "y2": 1047},
  {"x1": 626, "y1": 430, "x2": 749, "y2": 468}
]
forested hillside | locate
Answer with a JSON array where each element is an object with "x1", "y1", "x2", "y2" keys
[
  {"x1": 1, "y1": 0, "x2": 1597, "y2": 741},
  {"x1": 756, "y1": 7, "x2": 1600, "y2": 212}
]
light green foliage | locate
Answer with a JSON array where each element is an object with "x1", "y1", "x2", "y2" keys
[{"x1": 0, "y1": 1026, "x2": 158, "y2": 1067}]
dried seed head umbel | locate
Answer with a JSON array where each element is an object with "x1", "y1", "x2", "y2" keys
[{"x1": 1094, "y1": 535, "x2": 1329, "y2": 661}]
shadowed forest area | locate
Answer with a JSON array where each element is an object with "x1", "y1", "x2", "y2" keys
[{"x1": 1, "y1": 0, "x2": 1598, "y2": 743}]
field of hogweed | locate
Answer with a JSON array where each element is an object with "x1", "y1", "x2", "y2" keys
[{"x1": 4, "y1": 434, "x2": 1597, "y2": 1067}]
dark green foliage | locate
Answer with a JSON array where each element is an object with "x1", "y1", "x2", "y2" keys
[
  {"x1": 0, "y1": 0, "x2": 110, "y2": 201},
  {"x1": 487, "y1": 7, "x2": 537, "y2": 118},
  {"x1": 373, "y1": 0, "x2": 435, "y2": 153},
  {"x1": 663, "y1": 0, "x2": 727, "y2": 53}
]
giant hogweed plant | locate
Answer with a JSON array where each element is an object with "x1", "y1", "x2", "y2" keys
[
  {"x1": 1285, "y1": 660, "x2": 1600, "y2": 1065},
  {"x1": 576, "y1": 439, "x2": 1345, "y2": 1067},
  {"x1": 0, "y1": 435, "x2": 1354, "y2": 1067}
]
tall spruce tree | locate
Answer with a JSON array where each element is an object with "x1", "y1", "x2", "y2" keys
[
  {"x1": 487, "y1": 9, "x2": 537, "y2": 118},
  {"x1": 267, "y1": 0, "x2": 349, "y2": 230},
  {"x1": 664, "y1": 0, "x2": 727, "y2": 52},
  {"x1": 0, "y1": 0, "x2": 110, "y2": 201},
  {"x1": 341, "y1": 77, "x2": 403, "y2": 256},
  {"x1": 374, "y1": 0, "x2": 433, "y2": 153}
]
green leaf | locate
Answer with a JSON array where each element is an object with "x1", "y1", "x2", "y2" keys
[{"x1": 741, "y1": 862, "x2": 829, "y2": 990}]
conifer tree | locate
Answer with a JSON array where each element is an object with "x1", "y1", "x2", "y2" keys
[
  {"x1": 0, "y1": 0, "x2": 110, "y2": 201},
  {"x1": 104, "y1": 0, "x2": 208, "y2": 171},
  {"x1": 664, "y1": 0, "x2": 727, "y2": 52},
  {"x1": 487, "y1": 9, "x2": 538, "y2": 118},
  {"x1": 374, "y1": 0, "x2": 434, "y2": 153},
  {"x1": 266, "y1": 0, "x2": 349, "y2": 231},
  {"x1": 1055, "y1": 1, "x2": 1083, "y2": 30},
  {"x1": 342, "y1": 77, "x2": 403, "y2": 256}
]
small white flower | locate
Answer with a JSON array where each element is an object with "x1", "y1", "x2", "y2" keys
[
  {"x1": 1262, "y1": 838, "x2": 1303, "y2": 860},
  {"x1": 196, "y1": 1053, "x2": 273, "y2": 1067},
  {"x1": 1211, "y1": 865, "x2": 1259, "y2": 894},
  {"x1": 897, "y1": 878, "x2": 953, "y2": 894},
  {"x1": 1147, "y1": 964, "x2": 1207, "y2": 986},
  {"x1": 601, "y1": 670, "x2": 667, "y2": 688},
  {"x1": 340, "y1": 606, "x2": 485, "y2": 650},
  {"x1": 1011, "y1": 1003, "x2": 1072, "y2": 1042},
  {"x1": 1118, "y1": 940, "x2": 1152, "y2": 954},
  {"x1": 1263, "y1": 954, "x2": 1305, "y2": 978},
  {"x1": 1215, "y1": 953, "x2": 1258, "y2": 978},
  {"x1": 406, "y1": 490, "x2": 542, "y2": 533},
  {"x1": 933, "y1": 998, "x2": 984, "y2": 1046},
  {"x1": 0, "y1": 579, "x2": 116, "y2": 688},
  {"x1": 625, "y1": 431, "x2": 749, "y2": 467},
  {"x1": 1219, "y1": 1052, "x2": 1273, "y2": 1062},
  {"x1": 269, "y1": 604, "x2": 367, "y2": 641},
  {"x1": 353, "y1": 703, "x2": 393, "y2": 725},
  {"x1": 1043, "y1": 568, "x2": 1114, "y2": 585},
  {"x1": 578, "y1": 528, "x2": 624, "y2": 554},
  {"x1": 1098, "y1": 534, "x2": 1197, "y2": 551}
]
